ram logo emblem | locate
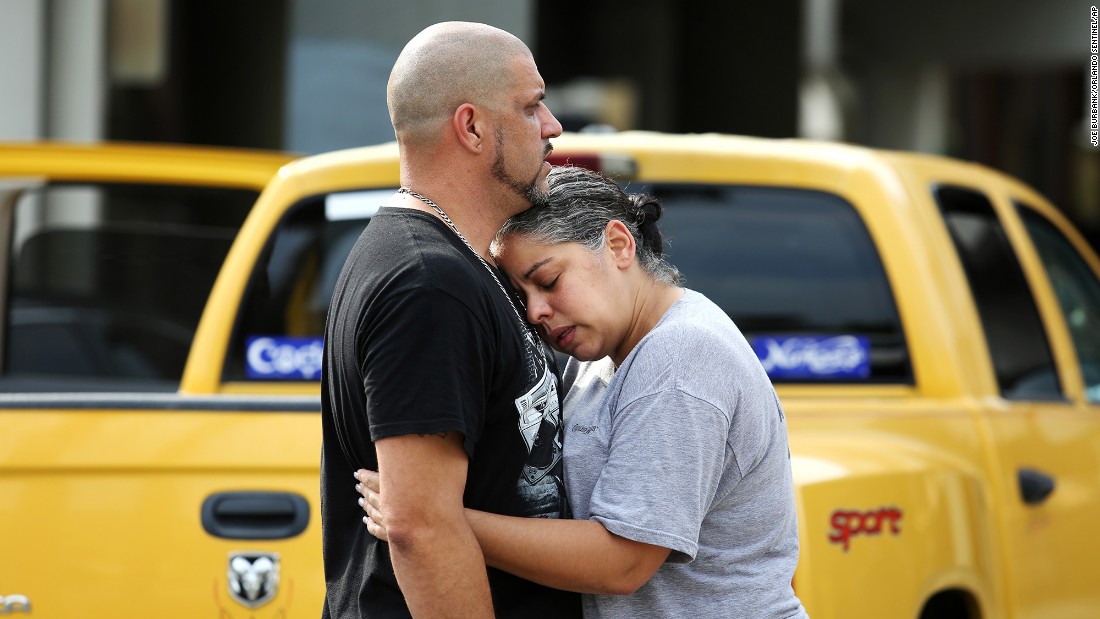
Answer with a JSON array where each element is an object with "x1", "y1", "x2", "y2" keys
[
  {"x1": 227, "y1": 552, "x2": 280, "y2": 608},
  {"x1": 0, "y1": 595, "x2": 31, "y2": 613}
]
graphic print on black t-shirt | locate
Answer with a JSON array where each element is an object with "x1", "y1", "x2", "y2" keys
[{"x1": 512, "y1": 345, "x2": 566, "y2": 518}]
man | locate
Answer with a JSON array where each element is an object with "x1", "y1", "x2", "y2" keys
[{"x1": 320, "y1": 22, "x2": 577, "y2": 618}]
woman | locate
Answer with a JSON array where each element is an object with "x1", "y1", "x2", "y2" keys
[{"x1": 357, "y1": 166, "x2": 807, "y2": 618}]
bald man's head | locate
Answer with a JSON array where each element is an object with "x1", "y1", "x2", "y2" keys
[{"x1": 387, "y1": 22, "x2": 533, "y2": 144}]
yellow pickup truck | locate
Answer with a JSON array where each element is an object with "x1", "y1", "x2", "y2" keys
[{"x1": 2, "y1": 133, "x2": 1098, "y2": 618}]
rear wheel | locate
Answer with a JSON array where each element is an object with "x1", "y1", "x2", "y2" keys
[{"x1": 920, "y1": 589, "x2": 979, "y2": 619}]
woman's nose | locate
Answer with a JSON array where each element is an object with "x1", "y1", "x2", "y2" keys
[{"x1": 525, "y1": 293, "x2": 551, "y2": 324}]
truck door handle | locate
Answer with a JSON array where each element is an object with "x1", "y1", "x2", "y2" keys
[
  {"x1": 1017, "y1": 468, "x2": 1056, "y2": 505},
  {"x1": 201, "y1": 491, "x2": 310, "y2": 539}
]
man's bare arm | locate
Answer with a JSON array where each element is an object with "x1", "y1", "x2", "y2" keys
[{"x1": 374, "y1": 432, "x2": 493, "y2": 617}]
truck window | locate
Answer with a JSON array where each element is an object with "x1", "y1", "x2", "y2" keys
[
  {"x1": 1, "y1": 183, "x2": 254, "y2": 392},
  {"x1": 1017, "y1": 204, "x2": 1100, "y2": 403},
  {"x1": 646, "y1": 184, "x2": 910, "y2": 383},
  {"x1": 225, "y1": 190, "x2": 385, "y2": 382},
  {"x1": 935, "y1": 186, "x2": 1063, "y2": 400},
  {"x1": 229, "y1": 184, "x2": 910, "y2": 384}
]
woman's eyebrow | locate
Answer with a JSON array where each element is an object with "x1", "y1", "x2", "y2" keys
[{"x1": 523, "y1": 257, "x2": 554, "y2": 280}]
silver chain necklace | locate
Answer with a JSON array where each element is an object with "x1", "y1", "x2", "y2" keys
[{"x1": 397, "y1": 187, "x2": 535, "y2": 342}]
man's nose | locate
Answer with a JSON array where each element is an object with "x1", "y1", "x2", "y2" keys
[{"x1": 540, "y1": 106, "x2": 563, "y2": 139}]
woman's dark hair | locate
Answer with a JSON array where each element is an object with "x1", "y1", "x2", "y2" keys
[{"x1": 494, "y1": 166, "x2": 682, "y2": 285}]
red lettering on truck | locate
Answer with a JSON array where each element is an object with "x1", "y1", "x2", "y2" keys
[{"x1": 828, "y1": 506, "x2": 903, "y2": 551}]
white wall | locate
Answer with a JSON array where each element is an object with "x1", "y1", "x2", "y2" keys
[
  {"x1": 47, "y1": 0, "x2": 107, "y2": 141},
  {"x1": 0, "y1": 0, "x2": 107, "y2": 142},
  {"x1": 0, "y1": 0, "x2": 45, "y2": 140}
]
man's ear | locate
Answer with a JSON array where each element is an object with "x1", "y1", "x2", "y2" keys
[
  {"x1": 605, "y1": 220, "x2": 637, "y2": 269},
  {"x1": 452, "y1": 103, "x2": 485, "y2": 154}
]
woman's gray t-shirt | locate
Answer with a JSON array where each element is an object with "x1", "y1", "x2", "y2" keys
[{"x1": 561, "y1": 289, "x2": 807, "y2": 618}]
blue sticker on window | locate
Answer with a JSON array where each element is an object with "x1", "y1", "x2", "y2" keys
[
  {"x1": 751, "y1": 335, "x2": 870, "y2": 380},
  {"x1": 246, "y1": 336, "x2": 324, "y2": 380}
]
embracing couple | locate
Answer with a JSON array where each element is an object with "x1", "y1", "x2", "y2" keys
[{"x1": 320, "y1": 21, "x2": 808, "y2": 619}]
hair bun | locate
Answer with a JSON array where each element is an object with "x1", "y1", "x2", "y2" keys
[
  {"x1": 630, "y1": 194, "x2": 665, "y2": 256},
  {"x1": 632, "y1": 195, "x2": 662, "y2": 225}
]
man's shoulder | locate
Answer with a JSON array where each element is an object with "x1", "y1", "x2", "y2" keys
[
  {"x1": 358, "y1": 208, "x2": 449, "y2": 258},
  {"x1": 354, "y1": 211, "x2": 487, "y2": 292}
]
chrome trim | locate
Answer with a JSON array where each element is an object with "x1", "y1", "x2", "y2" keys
[{"x1": 0, "y1": 392, "x2": 319, "y2": 411}]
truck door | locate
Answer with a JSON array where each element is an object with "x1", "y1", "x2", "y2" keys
[
  {"x1": 936, "y1": 185, "x2": 1100, "y2": 618},
  {"x1": 0, "y1": 180, "x2": 320, "y2": 617}
]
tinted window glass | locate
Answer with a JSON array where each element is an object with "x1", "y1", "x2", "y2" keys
[
  {"x1": 229, "y1": 184, "x2": 908, "y2": 384},
  {"x1": 1018, "y1": 204, "x2": 1100, "y2": 403},
  {"x1": 646, "y1": 184, "x2": 910, "y2": 383},
  {"x1": 3, "y1": 183, "x2": 255, "y2": 391},
  {"x1": 935, "y1": 186, "x2": 1061, "y2": 400},
  {"x1": 225, "y1": 190, "x2": 386, "y2": 381}
]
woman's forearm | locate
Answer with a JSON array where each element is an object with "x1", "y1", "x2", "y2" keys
[{"x1": 464, "y1": 509, "x2": 670, "y2": 595}]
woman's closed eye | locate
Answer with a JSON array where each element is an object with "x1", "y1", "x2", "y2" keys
[{"x1": 539, "y1": 276, "x2": 559, "y2": 291}]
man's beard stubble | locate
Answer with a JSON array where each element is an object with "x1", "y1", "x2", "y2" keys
[{"x1": 491, "y1": 127, "x2": 552, "y2": 210}]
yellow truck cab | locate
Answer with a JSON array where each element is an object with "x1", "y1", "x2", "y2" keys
[{"x1": 2, "y1": 133, "x2": 1098, "y2": 618}]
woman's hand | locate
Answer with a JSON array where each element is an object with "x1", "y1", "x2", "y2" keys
[{"x1": 354, "y1": 469, "x2": 389, "y2": 541}]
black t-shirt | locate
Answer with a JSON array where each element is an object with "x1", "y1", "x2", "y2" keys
[{"x1": 320, "y1": 208, "x2": 580, "y2": 618}]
